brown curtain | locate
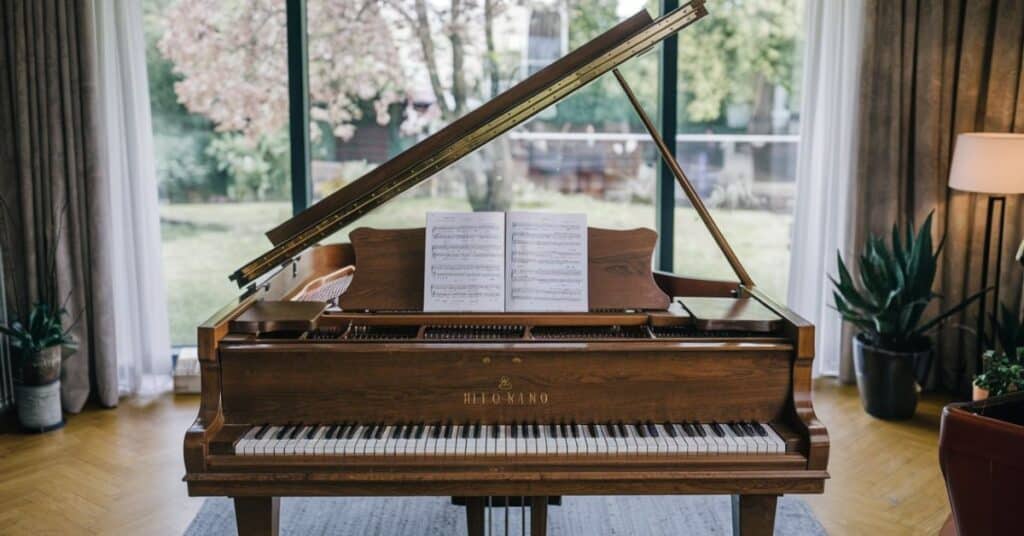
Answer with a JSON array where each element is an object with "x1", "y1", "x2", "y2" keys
[
  {"x1": 850, "y1": 0, "x2": 1024, "y2": 392},
  {"x1": 0, "y1": 0, "x2": 119, "y2": 410}
]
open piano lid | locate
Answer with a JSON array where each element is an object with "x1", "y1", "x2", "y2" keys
[{"x1": 229, "y1": 1, "x2": 708, "y2": 288}]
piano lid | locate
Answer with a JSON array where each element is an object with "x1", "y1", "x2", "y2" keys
[{"x1": 229, "y1": 1, "x2": 707, "y2": 288}]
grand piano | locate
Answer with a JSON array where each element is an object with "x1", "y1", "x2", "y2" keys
[{"x1": 182, "y1": 2, "x2": 829, "y2": 534}]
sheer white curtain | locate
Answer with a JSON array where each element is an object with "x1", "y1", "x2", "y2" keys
[
  {"x1": 787, "y1": 0, "x2": 865, "y2": 377},
  {"x1": 91, "y1": 0, "x2": 172, "y2": 394}
]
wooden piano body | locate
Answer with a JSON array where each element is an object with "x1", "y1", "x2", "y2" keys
[
  {"x1": 185, "y1": 239, "x2": 828, "y2": 535},
  {"x1": 183, "y1": 2, "x2": 828, "y2": 534}
]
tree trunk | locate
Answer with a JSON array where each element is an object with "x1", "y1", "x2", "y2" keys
[{"x1": 747, "y1": 74, "x2": 775, "y2": 183}]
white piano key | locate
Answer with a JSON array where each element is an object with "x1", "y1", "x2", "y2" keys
[
  {"x1": 236, "y1": 426, "x2": 260, "y2": 455},
  {"x1": 651, "y1": 424, "x2": 671, "y2": 454},
  {"x1": 563, "y1": 425, "x2": 578, "y2": 455},
  {"x1": 763, "y1": 423, "x2": 786, "y2": 454},
  {"x1": 284, "y1": 426, "x2": 312, "y2": 455},
  {"x1": 583, "y1": 425, "x2": 598, "y2": 455},
  {"x1": 743, "y1": 424, "x2": 768, "y2": 454},
  {"x1": 721, "y1": 424, "x2": 748, "y2": 454},
  {"x1": 701, "y1": 424, "x2": 727, "y2": 454},
  {"x1": 344, "y1": 426, "x2": 362, "y2": 455},
  {"x1": 253, "y1": 426, "x2": 278, "y2": 455},
  {"x1": 301, "y1": 426, "x2": 328, "y2": 454}
]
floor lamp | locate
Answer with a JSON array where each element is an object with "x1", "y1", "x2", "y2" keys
[{"x1": 948, "y1": 133, "x2": 1024, "y2": 377}]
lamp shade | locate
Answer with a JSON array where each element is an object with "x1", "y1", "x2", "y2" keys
[{"x1": 948, "y1": 133, "x2": 1024, "y2": 194}]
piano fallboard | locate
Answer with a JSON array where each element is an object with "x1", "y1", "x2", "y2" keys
[{"x1": 218, "y1": 343, "x2": 794, "y2": 425}]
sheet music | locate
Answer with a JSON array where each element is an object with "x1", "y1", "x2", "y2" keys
[
  {"x1": 505, "y1": 212, "x2": 588, "y2": 312},
  {"x1": 423, "y1": 212, "x2": 506, "y2": 312}
]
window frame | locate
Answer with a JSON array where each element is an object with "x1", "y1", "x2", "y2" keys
[{"x1": 283, "y1": 0, "x2": 679, "y2": 270}]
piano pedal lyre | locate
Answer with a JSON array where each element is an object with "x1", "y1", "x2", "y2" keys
[{"x1": 463, "y1": 496, "x2": 551, "y2": 536}]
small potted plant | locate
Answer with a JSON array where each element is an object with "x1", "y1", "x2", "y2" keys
[
  {"x1": 832, "y1": 212, "x2": 986, "y2": 419},
  {"x1": 973, "y1": 350, "x2": 1023, "y2": 400},
  {"x1": 0, "y1": 302, "x2": 76, "y2": 431},
  {"x1": 973, "y1": 304, "x2": 1024, "y2": 400}
]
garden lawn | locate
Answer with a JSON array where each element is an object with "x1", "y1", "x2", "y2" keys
[{"x1": 160, "y1": 196, "x2": 792, "y2": 345}]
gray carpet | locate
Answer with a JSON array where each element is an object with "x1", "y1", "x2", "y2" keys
[{"x1": 186, "y1": 496, "x2": 826, "y2": 535}]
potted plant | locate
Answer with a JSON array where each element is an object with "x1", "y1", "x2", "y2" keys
[
  {"x1": 973, "y1": 303, "x2": 1024, "y2": 400},
  {"x1": 832, "y1": 212, "x2": 986, "y2": 419},
  {"x1": 0, "y1": 302, "x2": 76, "y2": 431}
]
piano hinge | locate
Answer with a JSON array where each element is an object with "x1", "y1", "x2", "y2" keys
[{"x1": 240, "y1": 254, "x2": 303, "y2": 300}]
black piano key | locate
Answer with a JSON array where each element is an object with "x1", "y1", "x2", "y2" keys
[
  {"x1": 511, "y1": 423, "x2": 519, "y2": 438},
  {"x1": 474, "y1": 423, "x2": 482, "y2": 438},
  {"x1": 362, "y1": 424, "x2": 375, "y2": 439},
  {"x1": 405, "y1": 424, "x2": 417, "y2": 439},
  {"x1": 460, "y1": 424, "x2": 469, "y2": 439},
  {"x1": 532, "y1": 423, "x2": 541, "y2": 438},
  {"x1": 444, "y1": 423, "x2": 454, "y2": 439},
  {"x1": 254, "y1": 424, "x2": 270, "y2": 439},
  {"x1": 569, "y1": 423, "x2": 579, "y2": 438},
  {"x1": 549, "y1": 423, "x2": 558, "y2": 438},
  {"x1": 276, "y1": 425, "x2": 292, "y2": 440},
  {"x1": 646, "y1": 422, "x2": 659, "y2": 437},
  {"x1": 588, "y1": 423, "x2": 599, "y2": 438},
  {"x1": 744, "y1": 422, "x2": 760, "y2": 436},
  {"x1": 663, "y1": 422, "x2": 678, "y2": 438},
  {"x1": 605, "y1": 424, "x2": 617, "y2": 438},
  {"x1": 306, "y1": 425, "x2": 318, "y2": 439},
  {"x1": 375, "y1": 424, "x2": 386, "y2": 439},
  {"x1": 711, "y1": 422, "x2": 725, "y2": 437},
  {"x1": 634, "y1": 423, "x2": 647, "y2": 438},
  {"x1": 617, "y1": 423, "x2": 630, "y2": 437},
  {"x1": 346, "y1": 424, "x2": 360, "y2": 439},
  {"x1": 491, "y1": 424, "x2": 500, "y2": 439},
  {"x1": 431, "y1": 423, "x2": 442, "y2": 439},
  {"x1": 729, "y1": 422, "x2": 745, "y2": 436},
  {"x1": 414, "y1": 424, "x2": 425, "y2": 439}
]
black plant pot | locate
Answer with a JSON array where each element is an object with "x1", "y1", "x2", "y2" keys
[{"x1": 853, "y1": 333, "x2": 927, "y2": 420}]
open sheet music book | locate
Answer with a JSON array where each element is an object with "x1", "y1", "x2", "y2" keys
[{"x1": 424, "y1": 212, "x2": 588, "y2": 312}]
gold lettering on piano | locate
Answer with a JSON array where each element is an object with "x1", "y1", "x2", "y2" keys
[{"x1": 462, "y1": 378, "x2": 549, "y2": 406}]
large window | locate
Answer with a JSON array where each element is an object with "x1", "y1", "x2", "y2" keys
[
  {"x1": 144, "y1": 0, "x2": 291, "y2": 345},
  {"x1": 146, "y1": 0, "x2": 803, "y2": 346}
]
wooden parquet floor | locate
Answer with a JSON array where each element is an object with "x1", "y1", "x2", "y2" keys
[{"x1": 0, "y1": 379, "x2": 952, "y2": 536}]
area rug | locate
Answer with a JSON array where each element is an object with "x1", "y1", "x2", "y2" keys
[{"x1": 186, "y1": 495, "x2": 826, "y2": 535}]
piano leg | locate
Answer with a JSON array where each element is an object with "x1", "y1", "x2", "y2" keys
[
  {"x1": 530, "y1": 496, "x2": 548, "y2": 536},
  {"x1": 233, "y1": 496, "x2": 280, "y2": 536},
  {"x1": 466, "y1": 497, "x2": 486, "y2": 536},
  {"x1": 731, "y1": 494, "x2": 778, "y2": 536}
]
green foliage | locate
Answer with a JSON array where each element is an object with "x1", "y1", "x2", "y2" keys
[
  {"x1": 676, "y1": 0, "x2": 801, "y2": 123},
  {"x1": 0, "y1": 303, "x2": 76, "y2": 363},
  {"x1": 553, "y1": 0, "x2": 656, "y2": 127},
  {"x1": 207, "y1": 131, "x2": 291, "y2": 201},
  {"x1": 975, "y1": 349, "x2": 1024, "y2": 396},
  {"x1": 145, "y1": 0, "x2": 224, "y2": 201},
  {"x1": 989, "y1": 302, "x2": 1024, "y2": 356},
  {"x1": 831, "y1": 212, "x2": 987, "y2": 351}
]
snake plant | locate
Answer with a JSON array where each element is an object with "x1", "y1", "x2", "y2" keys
[{"x1": 831, "y1": 211, "x2": 988, "y2": 352}]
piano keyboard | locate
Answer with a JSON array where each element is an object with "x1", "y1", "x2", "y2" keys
[{"x1": 234, "y1": 422, "x2": 786, "y2": 457}]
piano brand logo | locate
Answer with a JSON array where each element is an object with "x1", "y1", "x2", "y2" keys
[{"x1": 463, "y1": 377, "x2": 549, "y2": 406}]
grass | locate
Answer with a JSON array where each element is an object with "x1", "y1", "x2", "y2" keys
[{"x1": 160, "y1": 194, "x2": 792, "y2": 345}]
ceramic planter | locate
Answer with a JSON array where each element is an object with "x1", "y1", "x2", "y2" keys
[
  {"x1": 18, "y1": 345, "x2": 62, "y2": 385},
  {"x1": 14, "y1": 346, "x2": 64, "y2": 432},
  {"x1": 852, "y1": 333, "x2": 927, "y2": 420}
]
